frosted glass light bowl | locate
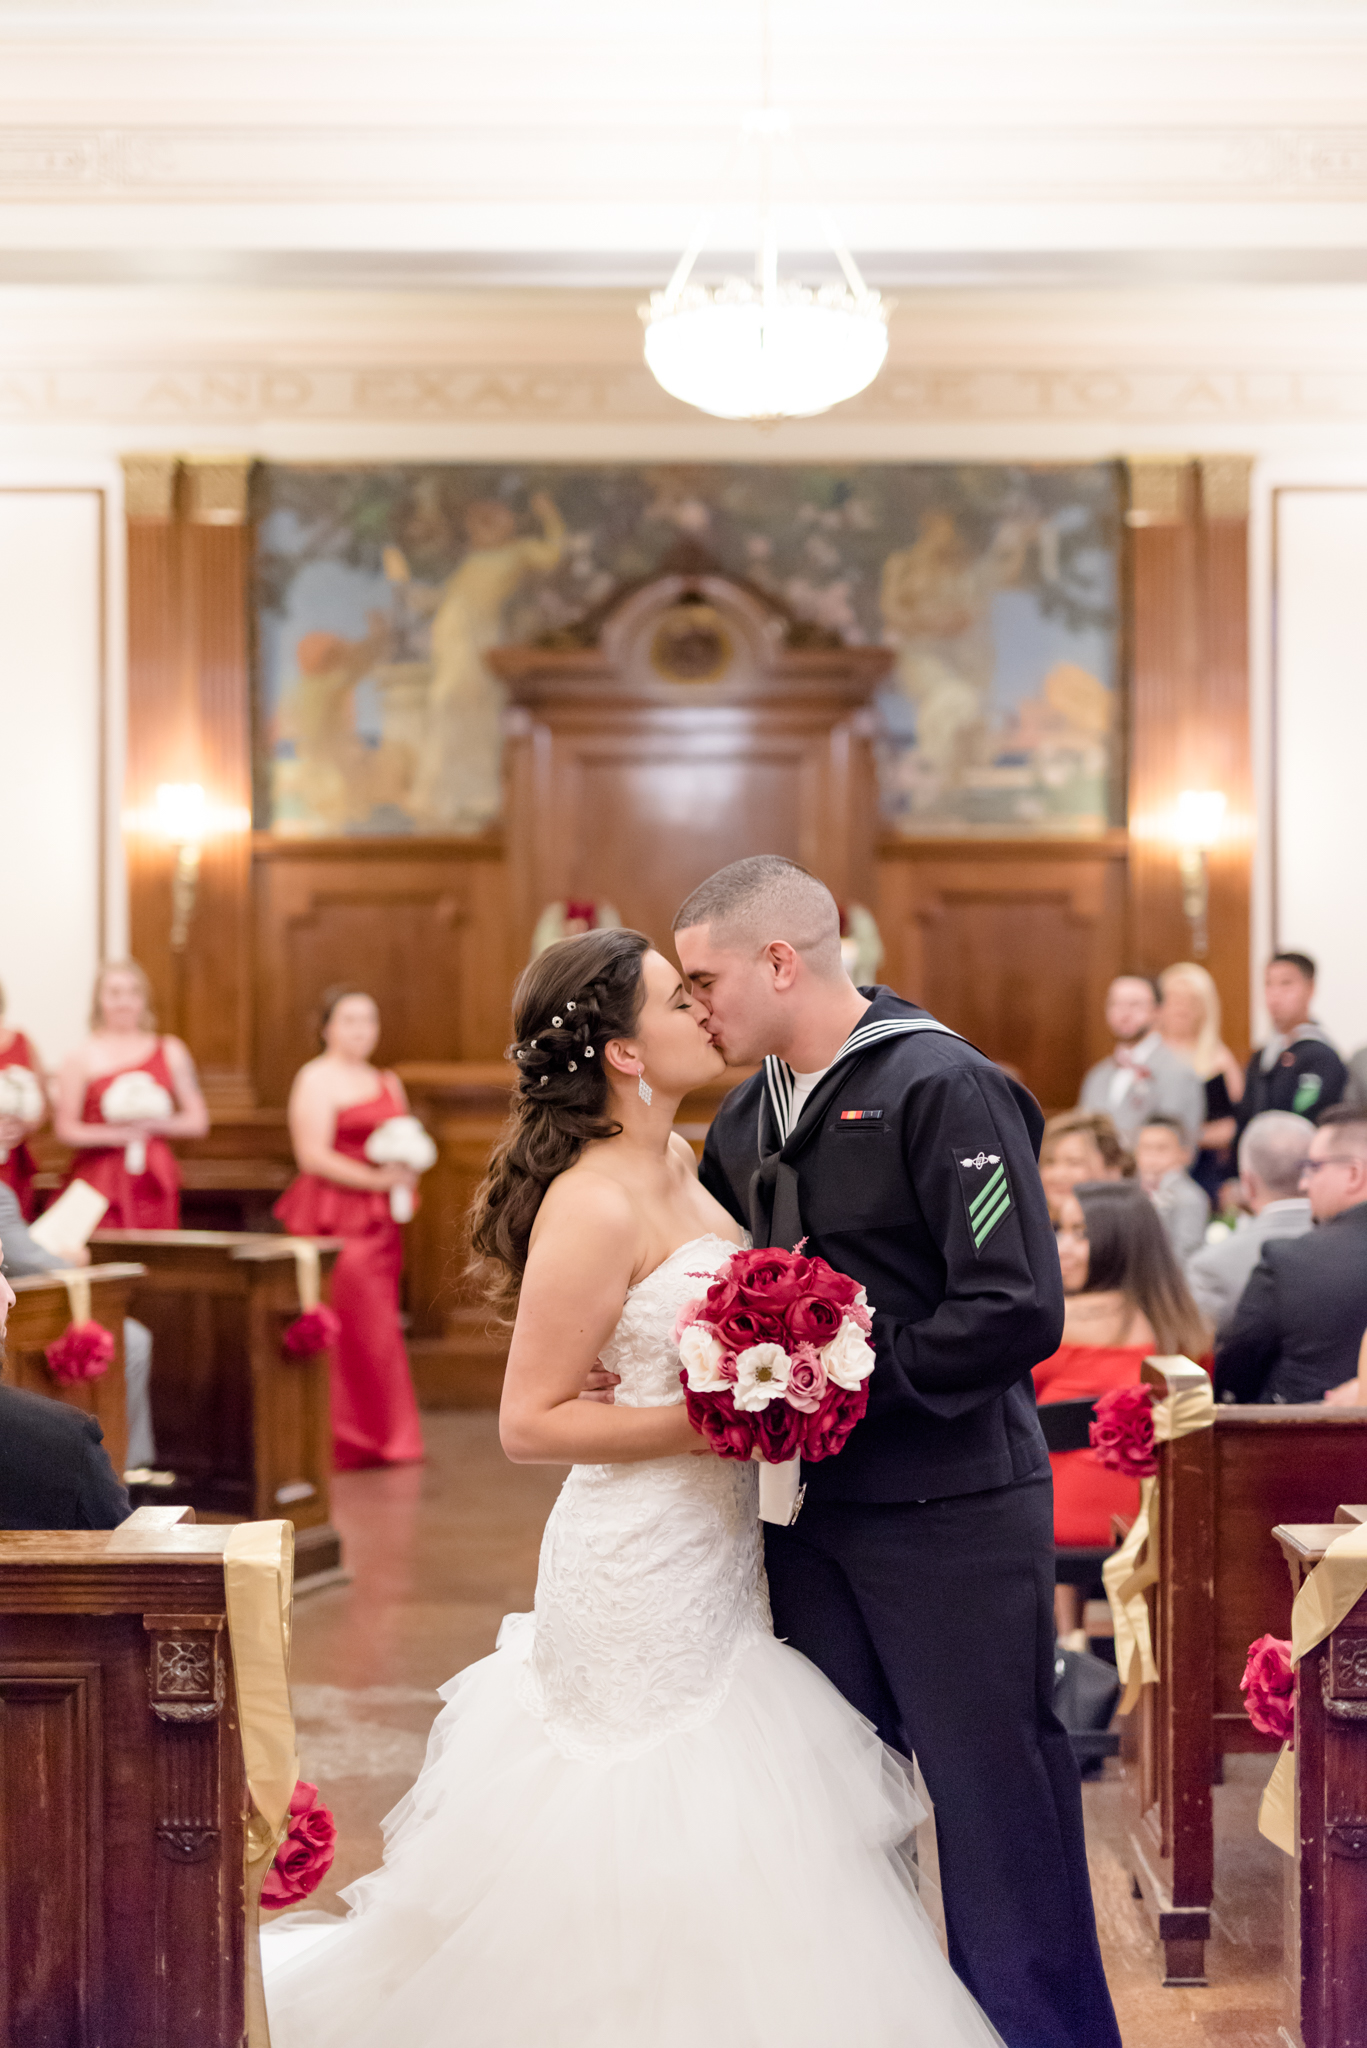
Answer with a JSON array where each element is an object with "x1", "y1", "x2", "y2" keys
[{"x1": 641, "y1": 279, "x2": 889, "y2": 422}]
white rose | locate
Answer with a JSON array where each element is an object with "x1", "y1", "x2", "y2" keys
[
  {"x1": 678, "y1": 1323, "x2": 729, "y2": 1392},
  {"x1": 820, "y1": 1317, "x2": 875, "y2": 1391},
  {"x1": 731, "y1": 1342, "x2": 792, "y2": 1412}
]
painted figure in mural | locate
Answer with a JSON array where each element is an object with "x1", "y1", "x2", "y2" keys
[
  {"x1": 273, "y1": 613, "x2": 396, "y2": 835},
  {"x1": 878, "y1": 509, "x2": 1034, "y2": 791},
  {"x1": 387, "y1": 492, "x2": 566, "y2": 832}
]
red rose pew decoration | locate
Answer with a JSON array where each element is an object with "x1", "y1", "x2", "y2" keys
[
  {"x1": 1088, "y1": 1382, "x2": 1159, "y2": 1476},
  {"x1": 1241, "y1": 1634, "x2": 1296, "y2": 1744},
  {"x1": 260, "y1": 1780, "x2": 337, "y2": 1909},
  {"x1": 281, "y1": 1304, "x2": 341, "y2": 1361},
  {"x1": 45, "y1": 1317, "x2": 114, "y2": 1386}
]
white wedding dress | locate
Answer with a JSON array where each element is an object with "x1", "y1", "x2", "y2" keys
[{"x1": 263, "y1": 1234, "x2": 1002, "y2": 2047}]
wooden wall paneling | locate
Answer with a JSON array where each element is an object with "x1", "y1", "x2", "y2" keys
[
  {"x1": 251, "y1": 838, "x2": 511, "y2": 1106},
  {"x1": 1125, "y1": 455, "x2": 1253, "y2": 1052},
  {"x1": 875, "y1": 838, "x2": 1129, "y2": 1113}
]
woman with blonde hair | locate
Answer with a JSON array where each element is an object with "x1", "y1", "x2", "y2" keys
[
  {"x1": 53, "y1": 961, "x2": 208, "y2": 1227},
  {"x1": 1158, "y1": 960, "x2": 1245, "y2": 1202}
]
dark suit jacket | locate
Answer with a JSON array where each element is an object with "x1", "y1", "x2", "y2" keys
[
  {"x1": 700, "y1": 987, "x2": 1062, "y2": 1503},
  {"x1": 0, "y1": 1384, "x2": 131, "y2": 1529},
  {"x1": 1213, "y1": 1201, "x2": 1367, "y2": 1404}
]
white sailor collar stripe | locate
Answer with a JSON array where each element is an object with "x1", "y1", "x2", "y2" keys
[{"x1": 761, "y1": 1014, "x2": 962, "y2": 1149}]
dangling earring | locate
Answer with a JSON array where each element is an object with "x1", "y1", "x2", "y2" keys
[{"x1": 637, "y1": 1066, "x2": 653, "y2": 1107}]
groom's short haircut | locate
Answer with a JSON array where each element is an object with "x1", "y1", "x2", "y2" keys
[{"x1": 673, "y1": 856, "x2": 844, "y2": 979}]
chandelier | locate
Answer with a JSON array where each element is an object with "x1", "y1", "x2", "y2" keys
[{"x1": 641, "y1": 95, "x2": 890, "y2": 424}]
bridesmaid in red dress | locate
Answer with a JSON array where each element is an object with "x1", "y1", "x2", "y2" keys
[
  {"x1": 53, "y1": 961, "x2": 209, "y2": 1227},
  {"x1": 275, "y1": 986, "x2": 424, "y2": 1471},
  {"x1": 0, "y1": 978, "x2": 48, "y2": 1221},
  {"x1": 1034, "y1": 1179, "x2": 1210, "y2": 1645}
]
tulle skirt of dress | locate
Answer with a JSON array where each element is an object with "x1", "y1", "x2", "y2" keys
[{"x1": 262, "y1": 1615, "x2": 1001, "y2": 2048}]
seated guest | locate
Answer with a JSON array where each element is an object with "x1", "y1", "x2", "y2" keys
[
  {"x1": 53, "y1": 960, "x2": 209, "y2": 1227},
  {"x1": 1186, "y1": 1111, "x2": 1314, "y2": 1335},
  {"x1": 0, "y1": 1234, "x2": 130, "y2": 1529},
  {"x1": 1214, "y1": 1105, "x2": 1367, "y2": 1404},
  {"x1": 1346, "y1": 1041, "x2": 1367, "y2": 1113},
  {"x1": 1235, "y1": 951, "x2": 1347, "y2": 1134},
  {"x1": 0, "y1": 1179, "x2": 156, "y2": 1472},
  {"x1": 1038, "y1": 1107, "x2": 1129, "y2": 1216},
  {"x1": 1157, "y1": 961, "x2": 1245, "y2": 1202},
  {"x1": 0, "y1": 976, "x2": 47, "y2": 1220},
  {"x1": 1077, "y1": 972, "x2": 1204, "y2": 1149},
  {"x1": 1037, "y1": 1180, "x2": 1211, "y2": 1640},
  {"x1": 1135, "y1": 1113, "x2": 1211, "y2": 1262}
]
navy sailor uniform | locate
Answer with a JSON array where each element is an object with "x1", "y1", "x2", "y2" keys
[{"x1": 701, "y1": 986, "x2": 1121, "y2": 2048}]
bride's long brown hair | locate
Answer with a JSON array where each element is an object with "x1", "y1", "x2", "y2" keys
[{"x1": 467, "y1": 927, "x2": 651, "y2": 1318}]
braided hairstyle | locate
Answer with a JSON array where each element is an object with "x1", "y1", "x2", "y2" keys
[{"x1": 468, "y1": 927, "x2": 651, "y2": 1317}]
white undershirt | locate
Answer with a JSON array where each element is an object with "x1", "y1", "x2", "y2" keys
[{"x1": 788, "y1": 1066, "x2": 830, "y2": 1126}]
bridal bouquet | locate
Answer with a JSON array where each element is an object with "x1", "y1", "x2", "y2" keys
[
  {"x1": 0, "y1": 1063, "x2": 44, "y2": 1162},
  {"x1": 675, "y1": 1244, "x2": 875, "y2": 1526},
  {"x1": 100, "y1": 1070, "x2": 174, "y2": 1176},
  {"x1": 363, "y1": 1114, "x2": 438, "y2": 1222}
]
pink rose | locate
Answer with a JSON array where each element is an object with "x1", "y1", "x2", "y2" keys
[
  {"x1": 784, "y1": 1343, "x2": 828, "y2": 1413},
  {"x1": 260, "y1": 1781, "x2": 337, "y2": 1910},
  {"x1": 801, "y1": 1382, "x2": 869, "y2": 1462},
  {"x1": 672, "y1": 1297, "x2": 708, "y2": 1343},
  {"x1": 1240, "y1": 1634, "x2": 1296, "y2": 1743},
  {"x1": 44, "y1": 1319, "x2": 114, "y2": 1387},
  {"x1": 785, "y1": 1294, "x2": 843, "y2": 1346},
  {"x1": 680, "y1": 1380, "x2": 758, "y2": 1460},
  {"x1": 1089, "y1": 1384, "x2": 1158, "y2": 1478}
]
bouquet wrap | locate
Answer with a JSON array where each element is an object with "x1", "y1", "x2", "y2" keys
[
  {"x1": 0, "y1": 1062, "x2": 43, "y2": 1163},
  {"x1": 100, "y1": 1069, "x2": 174, "y2": 1175},
  {"x1": 364, "y1": 1114, "x2": 437, "y2": 1222}
]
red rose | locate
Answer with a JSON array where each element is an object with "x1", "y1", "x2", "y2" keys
[
  {"x1": 701, "y1": 1278, "x2": 744, "y2": 1326},
  {"x1": 260, "y1": 1780, "x2": 337, "y2": 1910},
  {"x1": 715, "y1": 1306, "x2": 787, "y2": 1352},
  {"x1": 1240, "y1": 1634, "x2": 1296, "y2": 1743},
  {"x1": 681, "y1": 1381, "x2": 758, "y2": 1460},
  {"x1": 281, "y1": 1305, "x2": 342, "y2": 1361},
  {"x1": 1088, "y1": 1383, "x2": 1158, "y2": 1477},
  {"x1": 754, "y1": 1398, "x2": 807, "y2": 1464},
  {"x1": 805, "y1": 1257, "x2": 860, "y2": 1308},
  {"x1": 801, "y1": 1381, "x2": 869, "y2": 1462},
  {"x1": 733, "y1": 1251, "x2": 813, "y2": 1310},
  {"x1": 785, "y1": 1294, "x2": 843, "y2": 1346},
  {"x1": 45, "y1": 1319, "x2": 114, "y2": 1387}
]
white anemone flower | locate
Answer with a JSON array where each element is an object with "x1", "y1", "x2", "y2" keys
[
  {"x1": 819, "y1": 1318, "x2": 876, "y2": 1391},
  {"x1": 732, "y1": 1342, "x2": 792, "y2": 1412},
  {"x1": 678, "y1": 1323, "x2": 730, "y2": 1392}
]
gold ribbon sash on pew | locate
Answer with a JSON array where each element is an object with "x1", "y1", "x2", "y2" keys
[
  {"x1": 1101, "y1": 1359, "x2": 1216, "y2": 1715},
  {"x1": 224, "y1": 1519, "x2": 300, "y2": 2048},
  {"x1": 1258, "y1": 1519, "x2": 1367, "y2": 1855},
  {"x1": 277, "y1": 1237, "x2": 322, "y2": 1313}
]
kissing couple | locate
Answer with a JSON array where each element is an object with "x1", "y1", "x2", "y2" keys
[{"x1": 264, "y1": 856, "x2": 1120, "y2": 2048}]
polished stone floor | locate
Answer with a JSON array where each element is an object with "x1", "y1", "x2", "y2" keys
[{"x1": 287, "y1": 1413, "x2": 1287, "y2": 2048}]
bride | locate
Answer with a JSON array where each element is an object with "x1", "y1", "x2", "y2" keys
[{"x1": 263, "y1": 927, "x2": 1000, "y2": 2047}]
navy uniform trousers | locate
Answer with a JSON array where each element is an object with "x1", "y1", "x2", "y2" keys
[{"x1": 702, "y1": 988, "x2": 1121, "y2": 2048}]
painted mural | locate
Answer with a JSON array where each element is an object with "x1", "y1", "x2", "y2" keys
[{"x1": 254, "y1": 462, "x2": 1122, "y2": 837}]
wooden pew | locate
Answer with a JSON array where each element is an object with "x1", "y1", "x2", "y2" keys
[
  {"x1": 1126, "y1": 1357, "x2": 1367, "y2": 1986},
  {"x1": 0, "y1": 1506, "x2": 249, "y2": 2047},
  {"x1": 1274, "y1": 1519, "x2": 1367, "y2": 2048},
  {"x1": 1, "y1": 1262, "x2": 143, "y2": 1475},
  {"x1": 89, "y1": 1231, "x2": 342, "y2": 1587}
]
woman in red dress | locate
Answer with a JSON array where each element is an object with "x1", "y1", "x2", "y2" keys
[
  {"x1": 1036, "y1": 1179, "x2": 1210, "y2": 1645},
  {"x1": 0, "y1": 978, "x2": 48, "y2": 1220},
  {"x1": 53, "y1": 961, "x2": 209, "y2": 1228},
  {"x1": 275, "y1": 986, "x2": 424, "y2": 1471}
]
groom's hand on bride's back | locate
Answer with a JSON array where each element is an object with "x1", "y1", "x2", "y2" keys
[{"x1": 578, "y1": 1361, "x2": 621, "y2": 1404}]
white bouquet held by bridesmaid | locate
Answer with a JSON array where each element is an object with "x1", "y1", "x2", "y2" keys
[
  {"x1": 0, "y1": 1064, "x2": 44, "y2": 1162},
  {"x1": 364, "y1": 1114, "x2": 438, "y2": 1221},
  {"x1": 100, "y1": 1069, "x2": 173, "y2": 1175}
]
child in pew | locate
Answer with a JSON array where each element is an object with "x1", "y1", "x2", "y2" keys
[
  {"x1": 0, "y1": 1227, "x2": 131, "y2": 1529},
  {"x1": 1036, "y1": 1179, "x2": 1211, "y2": 1646},
  {"x1": 0, "y1": 1180, "x2": 156, "y2": 1472},
  {"x1": 1134, "y1": 1111, "x2": 1211, "y2": 1262}
]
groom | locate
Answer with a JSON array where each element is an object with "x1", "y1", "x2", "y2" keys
[{"x1": 673, "y1": 856, "x2": 1120, "y2": 2048}]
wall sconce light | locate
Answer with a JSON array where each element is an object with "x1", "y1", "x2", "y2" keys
[
  {"x1": 144, "y1": 783, "x2": 250, "y2": 951},
  {"x1": 1175, "y1": 788, "x2": 1227, "y2": 960}
]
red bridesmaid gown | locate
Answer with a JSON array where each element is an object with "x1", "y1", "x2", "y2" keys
[
  {"x1": 0, "y1": 1030, "x2": 41, "y2": 1220},
  {"x1": 63, "y1": 1041, "x2": 182, "y2": 1228},
  {"x1": 274, "y1": 1079, "x2": 424, "y2": 1472},
  {"x1": 1032, "y1": 1344, "x2": 1146, "y2": 1547}
]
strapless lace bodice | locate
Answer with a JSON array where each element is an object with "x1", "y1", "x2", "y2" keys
[{"x1": 519, "y1": 1234, "x2": 771, "y2": 1761}]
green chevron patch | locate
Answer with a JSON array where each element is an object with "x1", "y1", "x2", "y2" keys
[{"x1": 954, "y1": 1148, "x2": 1013, "y2": 1254}]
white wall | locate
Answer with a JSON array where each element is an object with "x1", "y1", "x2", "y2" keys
[
  {"x1": 1269, "y1": 486, "x2": 1367, "y2": 1058},
  {"x1": 0, "y1": 488, "x2": 107, "y2": 1064}
]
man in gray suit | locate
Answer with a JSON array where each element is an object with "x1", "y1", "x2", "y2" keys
[
  {"x1": 1186, "y1": 1111, "x2": 1314, "y2": 1335},
  {"x1": 1077, "y1": 974, "x2": 1205, "y2": 1150}
]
